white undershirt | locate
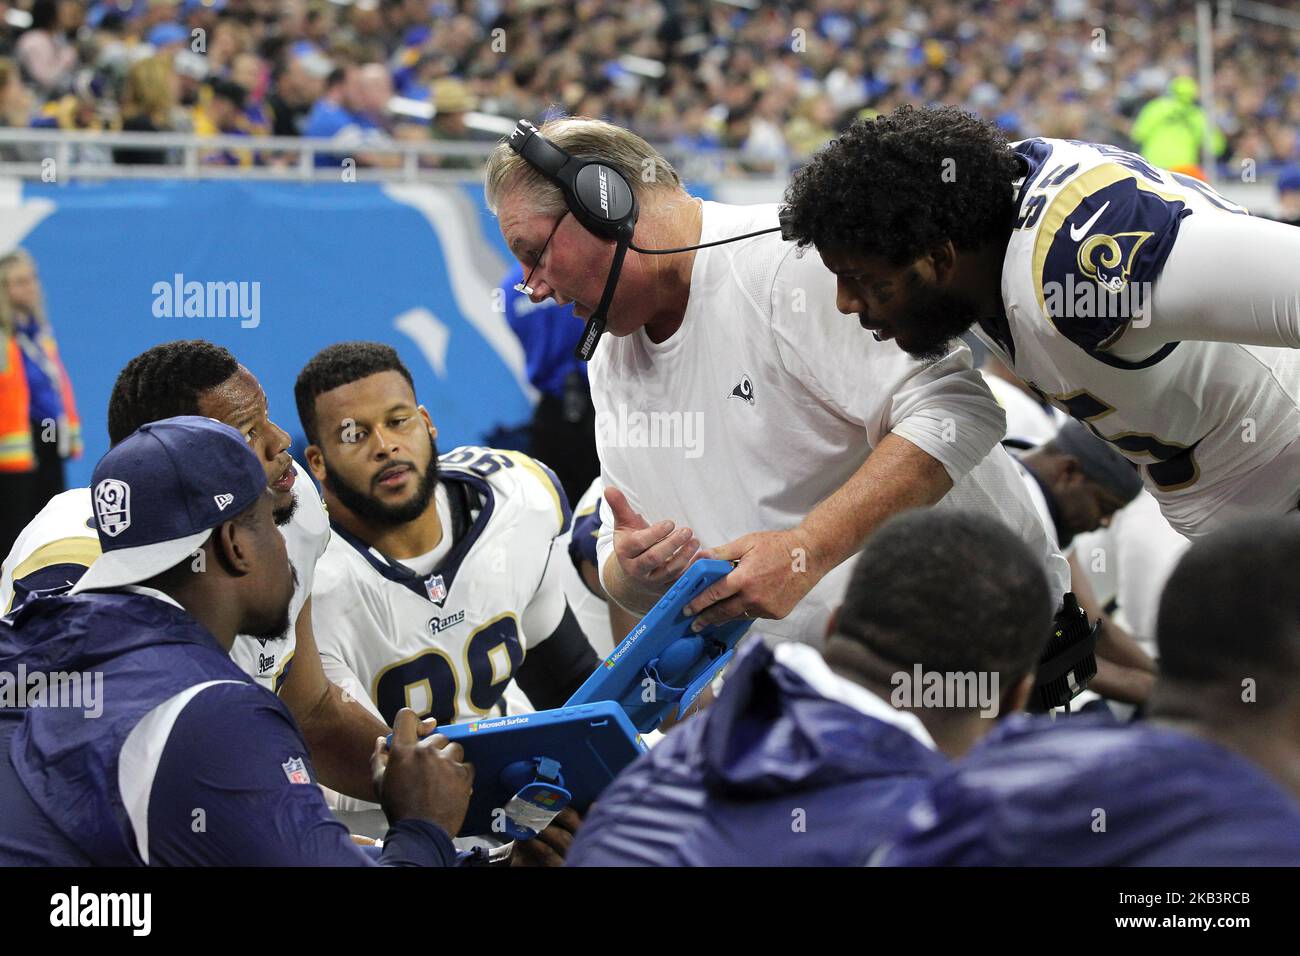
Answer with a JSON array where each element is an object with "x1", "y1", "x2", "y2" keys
[{"x1": 396, "y1": 484, "x2": 453, "y2": 577}]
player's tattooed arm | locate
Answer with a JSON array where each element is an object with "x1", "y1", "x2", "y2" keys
[{"x1": 281, "y1": 596, "x2": 392, "y2": 801}]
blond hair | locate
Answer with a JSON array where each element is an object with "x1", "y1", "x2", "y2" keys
[
  {"x1": 484, "y1": 116, "x2": 684, "y2": 217},
  {"x1": 122, "y1": 56, "x2": 175, "y2": 128},
  {"x1": 0, "y1": 248, "x2": 46, "y2": 341}
]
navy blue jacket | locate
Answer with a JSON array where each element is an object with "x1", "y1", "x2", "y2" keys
[
  {"x1": 0, "y1": 589, "x2": 456, "y2": 866},
  {"x1": 568, "y1": 639, "x2": 949, "y2": 866},
  {"x1": 881, "y1": 713, "x2": 1300, "y2": 866}
]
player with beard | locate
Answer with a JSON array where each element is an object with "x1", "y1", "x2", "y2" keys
[
  {"x1": 781, "y1": 105, "x2": 1300, "y2": 540},
  {"x1": 295, "y1": 342, "x2": 601, "y2": 746},
  {"x1": 1, "y1": 340, "x2": 395, "y2": 803}
]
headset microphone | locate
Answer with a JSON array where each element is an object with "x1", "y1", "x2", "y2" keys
[{"x1": 507, "y1": 119, "x2": 784, "y2": 360}]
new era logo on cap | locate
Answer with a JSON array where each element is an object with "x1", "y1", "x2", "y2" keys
[{"x1": 213, "y1": 493, "x2": 234, "y2": 511}]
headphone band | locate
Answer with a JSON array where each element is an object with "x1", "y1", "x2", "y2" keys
[{"x1": 504, "y1": 118, "x2": 782, "y2": 360}]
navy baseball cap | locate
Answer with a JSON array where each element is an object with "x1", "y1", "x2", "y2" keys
[{"x1": 71, "y1": 416, "x2": 268, "y2": 594}]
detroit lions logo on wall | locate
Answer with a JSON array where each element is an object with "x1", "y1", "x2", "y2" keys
[{"x1": 93, "y1": 478, "x2": 132, "y2": 537}]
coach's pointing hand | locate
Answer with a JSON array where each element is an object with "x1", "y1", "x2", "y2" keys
[
  {"x1": 603, "y1": 487, "x2": 701, "y2": 610},
  {"x1": 684, "y1": 528, "x2": 821, "y2": 630}
]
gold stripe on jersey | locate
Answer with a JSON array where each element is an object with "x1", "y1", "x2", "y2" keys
[
  {"x1": 7, "y1": 535, "x2": 103, "y2": 610},
  {"x1": 371, "y1": 645, "x2": 460, "y2": 721},
  {"x1": 463, "y1": 611, "x2": 523, "y2": 717},
  {"x1": 270, "y1": 647, "x2": 295, "y2": 696},
  {"x1": 1030, "y1": 163, "x2": 1184, "y2": 327},
  {"x1": 497, "y1": 449, "x2": 566, "y2": 531}
]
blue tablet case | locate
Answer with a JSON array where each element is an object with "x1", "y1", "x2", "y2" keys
[
  {"x1": 434, "y1": 700, "x2": 645, "y2": 839},
  {"x1": 564, "y1": 559, "x2": 752, "y2": 733}
]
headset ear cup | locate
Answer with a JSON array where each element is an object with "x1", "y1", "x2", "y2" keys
[{"x1": 572, "y1": 162, "x2": 638, "y2": 241}]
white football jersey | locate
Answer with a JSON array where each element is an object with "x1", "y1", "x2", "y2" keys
[
  {"x1": 557, "y1": 477, "x2": 618, "y2": 658},
  {"x1": 0, "y1": 459, "x2": 329, "y2": 694},
  {"x1": 310, "y1": 446, "x2": 573, "y2": 727},
  {"x1": 988, "y1": 138, "x2": 1300, "y2": 538}
]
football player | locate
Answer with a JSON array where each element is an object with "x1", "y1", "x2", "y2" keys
[
  {"x1": 0, "y1": 340, "x2": 391, "y2": 801},
  {"x1": 293, "y1": 342, "x2": 601, "y2": 734},
  {"x1": 878, "y1": 518, "x2": 1300, "y2": 865},
  {"x1": 781, "y1": 105, "x2": 1300, "y2": 539}
]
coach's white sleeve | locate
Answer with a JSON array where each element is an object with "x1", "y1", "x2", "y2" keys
[
  {"x1": 768, "y1": 245, "x2": 1006, "y2": 483},
  {"x1": 1112, "y1": 212, "x2": 1300, "y2": 358}
]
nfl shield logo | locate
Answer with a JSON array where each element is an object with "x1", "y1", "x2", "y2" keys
[
  {"x1": 425, "y1": 574, "x2": 447, "y2": 604},
  {"x1": 93, "y1": 478, "x2": 132, "y2": 537},
  {"x1": 281, "y1": 756, "x2": 311, "y2": 785}
]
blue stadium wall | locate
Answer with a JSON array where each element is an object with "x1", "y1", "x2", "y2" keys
[{"x1": 0, "y1": 178, "x2": 710, "y2": 487}]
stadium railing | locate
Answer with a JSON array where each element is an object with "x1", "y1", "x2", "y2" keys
[{"x1": 0, "y1": 127, "x2": 768, "y2": 183}]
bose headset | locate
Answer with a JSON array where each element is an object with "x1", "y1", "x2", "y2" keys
[{"x1": 506, "y1": 119, "x2": 785, "y2": 360}]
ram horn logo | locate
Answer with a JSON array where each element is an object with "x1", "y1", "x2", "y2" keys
[
  {"x1": 729, "y1": 374, "x2": 756, "y2": 406},
  {"x1": 93, "y1": 478, "x2": 131, "y2": 537}
]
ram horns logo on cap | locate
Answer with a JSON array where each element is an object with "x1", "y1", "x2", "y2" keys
[{"x1": 93, "y1": 478, "x2": 132, "y2": 537}]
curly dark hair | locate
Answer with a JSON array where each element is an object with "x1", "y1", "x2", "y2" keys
[
  {"x1": 781, "y1": 105, "x2": 1025, "y2": 265},
  {"x1": 107, "y1": 340, "x2": 239, "y2": 446},
  {"x1": 294, "y1": 341, "x2": 415, "y2": 446}
]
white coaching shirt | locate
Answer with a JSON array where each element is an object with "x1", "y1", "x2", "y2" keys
[
  {"x1": 592, "y1": 201, "x2": 1070, "y2": 646},
  {"x1": 0, "y1": 459, "x2": 330, "y2": 694}
]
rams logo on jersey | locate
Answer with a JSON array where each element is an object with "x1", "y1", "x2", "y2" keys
[
  {"x1": 1076, "y1": 230, "x2": 1152, "y2": 292},
  {"x1": 1033, "y1": 168, "x2": 1187, "y2": 354}
]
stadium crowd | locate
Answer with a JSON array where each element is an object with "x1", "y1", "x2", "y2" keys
[{"x1": 0, "y1": 0, "x2": 1297, "y2": 173}]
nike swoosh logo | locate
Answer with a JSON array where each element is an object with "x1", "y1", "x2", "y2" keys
[{"x1": 1069, "y1": 201, "x2": 1110, "y2": 241}]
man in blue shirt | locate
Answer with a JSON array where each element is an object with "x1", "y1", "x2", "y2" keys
[
  {"x1": 502, "y1": 264, "x2": 598, "y2": 504},
  {"x1": 566, "y1": 510, "x2": 1055, "y2": 866},
  {"x1": 881, "y1": 517, "x2": 1300, "y2": 866},
  {"x1": 0, "y1": 416, "x2": 472, "y2": 865},
  {"x1": 304, "y1": 64, "x2": 394, "y2": 169}
]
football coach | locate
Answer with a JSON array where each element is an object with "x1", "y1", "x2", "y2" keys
[{"x1": 485, "y1": 117, "x2": 1068, "y2": 647}]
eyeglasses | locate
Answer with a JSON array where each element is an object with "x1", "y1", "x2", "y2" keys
[{"x1": 514, "y1": 211, "x2": 568, "y2": 296}]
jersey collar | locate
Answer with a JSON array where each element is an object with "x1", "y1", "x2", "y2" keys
[{"x1": 328, "y1": 471, "x2": 496, "y2": 603}]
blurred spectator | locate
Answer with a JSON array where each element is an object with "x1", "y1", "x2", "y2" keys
[
  {"x1": 265, "y1": 49, "x2": 328, "y2": 137},
  {"x1": 1131, "y1": 76, "x2": 1226, "y2": 170},
  {"x1": 428, "y1": 77, "x2": 476, "y2": 170},
  {"x1": 1275, "y1": 166, "x2": 1300, "y2": 228},
  {"x1": 0, "y1": 249, "x2": 81, "y2": 562},
  {"x1": 0, "y1": 56, "x2": 39, "y2": 161},
  {"x1": 193, "y1": 77, "x2": 253, "y2": 165},
  {"x1": 113, "y1": 55, "x2": 179, "y2": 164},
  {"x1": 501, "y1": 263, "x2": 598, "y2": 504},
  {"x1": 0, "y1": 0, "x2": 1292, "y2": 178},
  {"x1": 567, "y1": 510, "x2": 1055, "y2": 867},
  {"x1": 15, "y1": 0, "x2": 78, "y2": 97},
  {"x1": 305, "y1": 62, "x2": 396, "y2": 168}
]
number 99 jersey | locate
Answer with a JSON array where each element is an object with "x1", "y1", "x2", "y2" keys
[{"x1": 309, "y1": 446, "x2": 573, "y2": 727}]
